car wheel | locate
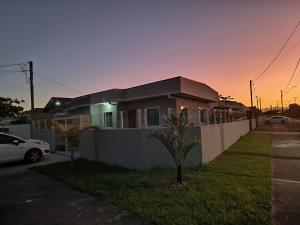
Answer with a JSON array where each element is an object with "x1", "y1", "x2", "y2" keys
[{"x1": 25, "y1": 149, "x2": 42, "y2": 163}]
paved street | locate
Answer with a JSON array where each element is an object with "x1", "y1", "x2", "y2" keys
[
  {"x1": 0, "y1": 170, "x2": 151, "y2": 225},
  {"x1": 272, "y1": 130, "x2": 300, "y2": 225}
]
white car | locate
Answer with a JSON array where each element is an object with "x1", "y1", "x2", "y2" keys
[
  {"x1": 264, "y1": 116, "x2": 289, "y2": 124},
  {"x1": 0, "y1": 132, "x2": 50, "y2": 164}
]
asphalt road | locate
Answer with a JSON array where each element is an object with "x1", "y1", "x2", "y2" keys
[{"x1": 272, "y1": 131, "x2": 300, "y2": 225}]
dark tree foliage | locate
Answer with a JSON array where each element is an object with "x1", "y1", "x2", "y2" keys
[
  {"x1": 0, "y1": 97, "x2": 25, "y2": 119},
  {"x1": 285, "y1": 104, "x2": 300, "y2": 118}
]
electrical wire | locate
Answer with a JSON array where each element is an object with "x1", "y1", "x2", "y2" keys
[
  {"x1": 253, "y1": 21, "x2": 300, "y2": 82},
  {"x1": 284, "y1": 58, "x2": 300, "y2": 91},
  {"x1": 0, "y1": 70, "x2": 23, "y2": 73},
  {"x1": 279, "y1": 38, "x2": 300, "y2": 61},
  {"x1": 0, "y1": 62, "x2": 27, "y2": 68},
  {"x1": 33, "y1": 71, "x2": 84, "y2": 95}
]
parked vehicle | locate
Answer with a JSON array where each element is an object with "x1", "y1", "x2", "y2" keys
[
  {"x1": 0, "y1": 132, "x2": 50, "y2": 164},
  {"x1": 264, "y1": 116, "x2": 289, "y2": 124}
]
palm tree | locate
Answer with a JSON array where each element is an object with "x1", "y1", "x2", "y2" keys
[{"x1": 151, "y1": 111, "x2": 199, "y2": 184}]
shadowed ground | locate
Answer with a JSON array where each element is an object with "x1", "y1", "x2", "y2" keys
[{"x1": 0, "y1": 171, "x2": 151, "y2": 225}]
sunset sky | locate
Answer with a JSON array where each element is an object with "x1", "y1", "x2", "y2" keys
[{"x1": 0, "y1": 0, "x2": 300, "y2": 110}]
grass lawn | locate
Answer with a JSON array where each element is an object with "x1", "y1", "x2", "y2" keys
[
  {"x1": 33, "y1": 132, "x2": 272, "y2": 225},
  {"x1": 285, "y1": 122, "x2": 300, "y2": 132}
]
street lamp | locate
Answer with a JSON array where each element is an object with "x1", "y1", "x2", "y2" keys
[{"x1": 55, "y1": 101, "x2": 61, "y2": 112}]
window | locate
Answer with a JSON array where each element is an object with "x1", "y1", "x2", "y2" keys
[
  {"x1": 104, "y1": 112, "x2": 113, "y2": 128},
  {"x1": 181, "y1": 107, "x2": 188, "y2": 123},
  {"x1": 147, "y1": 108, "x2": 160, "y2": 126},
  {"x1": 0, "y1": 134, "x2": 24, "y2": 144}
]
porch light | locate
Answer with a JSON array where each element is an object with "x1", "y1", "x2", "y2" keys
[{"x1": 55, "y1": 101, "x2": 61, "y2": 106}]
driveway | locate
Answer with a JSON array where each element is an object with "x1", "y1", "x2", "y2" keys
[
  {"x1": 272, "y1": 131, "x2": 300, "y2": 225},
  {"x1": 0, "y1": 153, "x2": 70, "y2": 176},
  {"x1": 0, "y1": 170, "x2": 151, "y2": 225}
]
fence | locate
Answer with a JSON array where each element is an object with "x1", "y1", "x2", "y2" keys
[
  {"x1": 32, "y1": 115, "x2": 90, "y2": 152},
  {"x1": 32, "y1": 110, "x2": 248, "y2": 154},
  {"x1": 79, "y1": 119, "x2": 255, "y2": 169}
]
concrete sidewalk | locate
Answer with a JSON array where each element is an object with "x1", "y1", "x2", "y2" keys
[
  {"x1": 0, "y1": 171, "x2": 151, "y2": 225},
  {"x1": 272, "y1": 132, "x2": 300, "y2": 225},
  {"x1": 0, "y1": 154, "x2": 70, "y2": 177}
]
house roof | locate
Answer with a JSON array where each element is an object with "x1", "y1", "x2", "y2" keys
[
  {"x1": 210, "y1": 100, "x2": 248, "y2": 111},
  {"x1": 66, "y1": 76, "x2": 219, "y2": 109},
  {"x1": 43, "y1": 97, "x2": 71, "y2": 112}
]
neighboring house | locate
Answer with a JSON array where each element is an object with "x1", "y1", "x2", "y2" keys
[
  {"x1": 210, "y1": 100, "x2": 248, "y2": 113},
  {"x1": 65, "y1": 76, "x2": 219, "y2": 128},
  {"x1": 23, "y1": 108, "x2": 45, "y2": 118},
  {"x1": 43, "y1": 97, "x2": 71, "y2": 116}
]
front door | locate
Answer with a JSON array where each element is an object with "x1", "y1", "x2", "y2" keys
[{"x1": 128, "y1": 109, "x2": 137, "y2": 128}]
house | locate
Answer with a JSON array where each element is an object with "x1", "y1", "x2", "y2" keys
[
  {"x1": 43, "y1": 97, "x2": 71, "y2": 115},
  {"x1": 209, "y1": 100, "x2": 248, "y2": 113},
  {"x1": 65, "y1": 76, "x2": 219, "y2": 128}
]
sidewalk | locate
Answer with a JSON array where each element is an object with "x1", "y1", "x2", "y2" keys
[
  {"x1": 0, "y1": 154, "x2": 69, "y2": 177},
  {"x1": 272, "y1": 131, "x2": 300, "y2": 225}
]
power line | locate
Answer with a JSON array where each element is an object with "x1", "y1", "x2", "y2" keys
[
  {"x1": 284, "y1": 57, "x2": 300, "y2": 91},
  {"x1": 33, "y1": 71, "x2": 84, "y2": 95},
  {"x1": 0, "y1": 65, "x2": 84, "y2": 95},
  {"x1": 253, "y1": 20, "x2": 300, "y2": 81},
  {"x1": 280, "y1": 38, "x2": 300, "y2": 61},
  {"x1": 0, "y1": 69, "x2": 24, "y2": 73},
  {"x1": 0, "y1": 62, "x2": 27, "y2": 68},
  {"x1": 294, "y1": 70, "x2": 300, "y2": 84}
]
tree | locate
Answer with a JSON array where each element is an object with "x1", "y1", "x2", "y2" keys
[
  {"x1": 54, "y1": 122, "x2": 81, "y2": 165},
  {"x1": 0, "y1": 97, "x2": 25, "y2": 119},
  {"x1": 150, "y1": 112, "x2": 199, "y2": 184}
]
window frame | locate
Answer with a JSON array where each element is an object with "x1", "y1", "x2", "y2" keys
[
  {"x1": 103, "y1": 112, "x2": 113, "y2": 128},
  {"x1": 146, "y1": 106, "x2": 160, "y2": 127}
]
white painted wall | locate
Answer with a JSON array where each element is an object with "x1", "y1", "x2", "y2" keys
[
  {"x1": 79, "y1": 120, "x2": 254, "y2": 169},
  {"x1": 80, "y1": 127, "x2": 201, "y2": 169},
  {"x1": 90, "y1": 103, "x2": 117, "y2": 128},
  {"x1": 200, "y1": 120, "x2": 250, "y2": 163}
]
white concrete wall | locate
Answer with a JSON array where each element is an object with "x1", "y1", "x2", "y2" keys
[
  {"x1": 90, "y1": 103, "x2": 117, "y2": 128},
  {"x1": 80, "y1": 120, "x2": 254, "y2": 169},
  {"x1": 7, "y1": 124, "x2": 30, "y2": 139},
  {"x1": 80, "y1": 127, "x2": 201, "y2": 169},
  {"x1": 201, "y1": 120, "x2": 250, "y2": 163}
]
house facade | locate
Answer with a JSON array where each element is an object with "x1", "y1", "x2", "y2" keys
[{"x1": 65, "y1": 76, "x2": 219, "y2": 129}]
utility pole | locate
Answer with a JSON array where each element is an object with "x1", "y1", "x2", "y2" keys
[
  {"x1": 250, "y1": 80, "x2": 253, "y2": 108},
  {"x1": 294, "y1": 97, "x2": 297, "y2": 104},
  {"x1": 259, "y1": 97, "x2": 262, "y2": 111},
  {"x1": 29, "y1": 61, "x2": 34, "y2": 138},
  {"x1": 256, "y1": 96, "x2": 259, "y2": 109},
  {"x1": 280, "y1": 90, "x2": 284, "y2": 114},
  {"x1": 249, "y1": 80, "x2": 253, "y2": 130}
]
